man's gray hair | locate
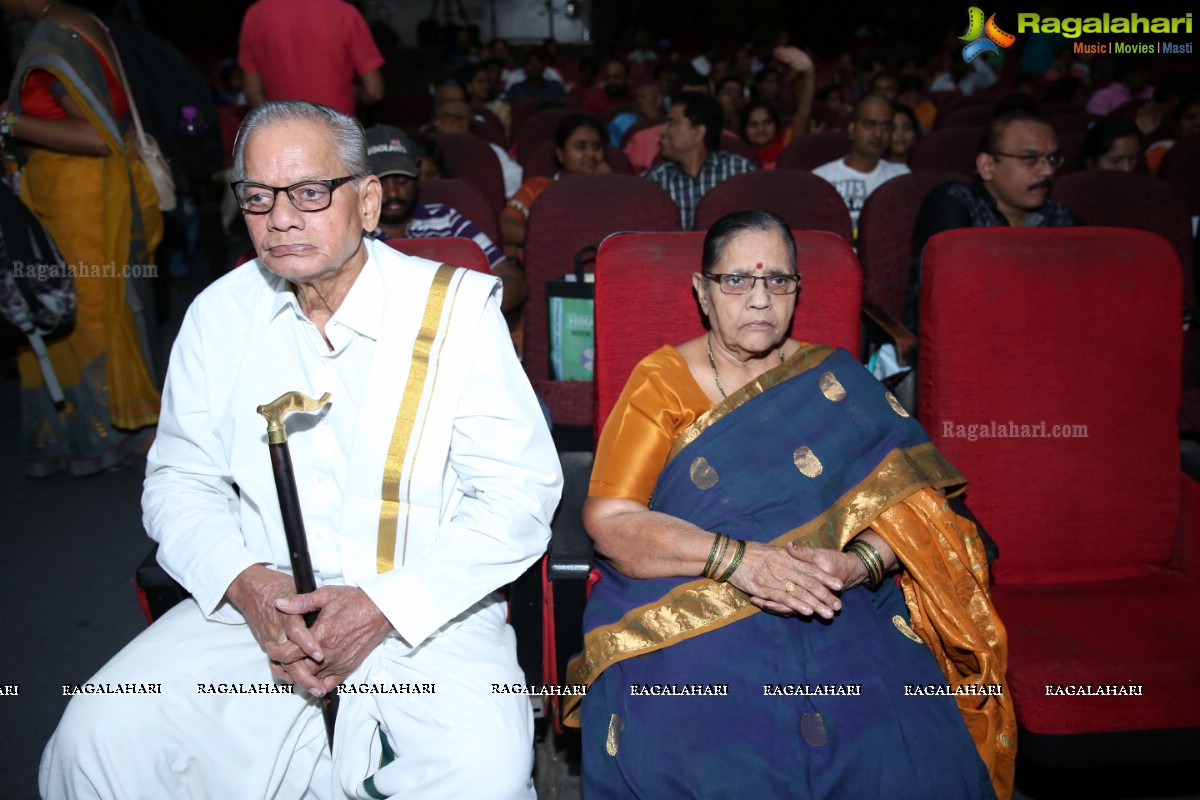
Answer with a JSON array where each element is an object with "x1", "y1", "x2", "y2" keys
[{"x1": 231, "y1": 100, "x2": 371, "y2": 182}]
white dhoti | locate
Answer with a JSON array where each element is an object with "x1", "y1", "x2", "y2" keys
[{"x1": 41, "y1": 597, "x2": 535, "y2": 799}]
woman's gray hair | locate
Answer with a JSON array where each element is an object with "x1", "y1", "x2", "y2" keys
[
  {"x1": 701, "y1": 209, "x2": 797, "y2": 274},
  {"x1": 231, "y1": 100, "x2": 371, "y2": 182}
]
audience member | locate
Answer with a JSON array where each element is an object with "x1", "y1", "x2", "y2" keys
[
  {"x1": 237, "y1": 0, "x2": 383, "y2": 115},
  {"x1": 506, "y1": 47, "x2": 566, "y2": 101},
  {"x1": 905, "y1": 111, "x2": 1074, "y2": 330},
  {"x1": 812, "y1": 95, "x2": 910, "y2": 237},
  {"x1": 624, "y1": 69, "x2": 710, "y2": 171},
  {"x1": 459, "y1": 62, "x2": 511, "y2": 137},
  {"x1": 6, "y1": 0, "x2": 164, "y2": 477},
  {"x1": 715, "y1": 75, "x2": 746, "y2": 132},
  {"x1": 584, "y1": 58, "x2": 632, "y2": 118},
  {"x1": 1146, "y1": 94, "x2": 1200, "y2": 175},
  {"x1": 414, "y1": 134, "x2": 448, "y2": 180},
  {"x1": 740, "y1": 101, "x2": 788, "y2": 169},
  {"x1": 432, "y1": 98, "x2": 524, "y2": 198},
  {"x1": 39, "y1": 99, "x2": 560, "y2": 799},
  {"x1": 642, "y1": 90, "x2": 757, "y2": 230},
  {"x1": 501, "y1": 113, "x2": 610, "y2": 253},
  {"x1": 366, "y1": 125, "x2": 526, "y2": 313},
  {"x1": 1086, "y1": 58, "x2": 1153, "y2": 116},
  {"x1": 1079, "y1": 116, "x2": 1140, "y2": 172},
  {"x1": 752, "y1": 66, "x2": 783, "y2": 106},
  {"x1": 868, "y1": 71, "x2": 899, "y2": 103},
  {"x1": 897, "y1": 73, "x2": 936, "y2": 131},
  {"x1": 887, "y1": 103, "x2": 919, "y2": 165},
  {"x1": 930, "y1": 56, "x2": 997, "y2": 97}
]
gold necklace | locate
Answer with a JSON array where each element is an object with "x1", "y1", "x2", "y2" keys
[{"x1": 707, "y1": 337, "x2": 785, "y2": 399}]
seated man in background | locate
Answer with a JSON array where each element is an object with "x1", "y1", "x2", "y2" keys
[
  {"x1": 366, "y1": 125, "x2": 526, "y2": 313},
  {"x1": 812, "y1": 94, "x2": 910, "y2": 240},
  {"x1": 905, "y1": 110, "x2": 1074, "y2": 332},
  {"x1": 431, "y1": 98, "x2": 524, "y2": 198},
  {"x1": 642, "y1": 90, "x2": 757, "y2": 230}
]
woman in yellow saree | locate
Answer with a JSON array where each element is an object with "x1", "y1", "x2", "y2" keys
[{"x1": 4, "y1": 0, "x2": 164, "y2": 476}]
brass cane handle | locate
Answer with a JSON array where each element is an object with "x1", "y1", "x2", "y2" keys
[{"x1": 256, "y1": 391, "x2": 332, "y2": 444}]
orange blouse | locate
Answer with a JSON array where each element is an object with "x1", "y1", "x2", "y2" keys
[{"x1": 589, "y1": 346, "x2": 713, "y2": 505}]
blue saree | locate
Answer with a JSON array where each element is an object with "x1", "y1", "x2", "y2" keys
[{"x1": 567, "y1": 345, "x2": 1011, "y2": 799}]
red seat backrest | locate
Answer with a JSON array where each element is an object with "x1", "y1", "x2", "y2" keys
[
  {"x1": 594, "y1": 231, "x2": 863, "y2": 436},
  {"x1": 427, "y1": 131, "x2": 506, "y2": 215},
  {"x1": 1159, "y1": 131, "x2": 1200, "y2": 217},
  {"x1": 857, "y1": 171, "x2": 969, "y2": 320},
  {"x1": 524, "y1": 175, "x2": 681, "y2": 425},
  {"x1": 910, "y1": 127, "x2": 984, "y2": 174},
  {"x1": 692, "y1": 170, "x2": 852, "y2": 238},
  {"x1": 418, "y1": 178, "x2": 501, "y2": 247},
  {"x1": 384, "y1": 237, "x2": 492, "y2": 274},
  {"x1": 918, "y1": 227, "x2": 1182, "y2": 584},
  {"x1": 935, "y1": 104, "x2": 995, "y2": 130},
  {"x1": 777, "y1": 131, "x2": 850, "y2": 172},
  {"x1": 515, "y1": 107, "x2": 578, "y2": 164}
]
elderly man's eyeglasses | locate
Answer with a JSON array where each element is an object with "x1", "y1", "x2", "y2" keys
[
  {"x1": 989, "y1": 151, "x2": 1064, "y2": 169},
  {"x1": 704, "y1": 273, "x2": 801, "y2": 295},
  {"x1": 230, "y1": 176, "x2": 356, "y2": 214}
]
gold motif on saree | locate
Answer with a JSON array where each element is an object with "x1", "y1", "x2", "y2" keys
[
  {"x1": 818, "y1": 371, "x2": 846, "y2": 402},
  {"x1": 885, "y1": 392, "x2": 910, "y2": 418},
  {"x1": 793, "y1": 446, "x2": 823, "y2": 478},
  {"x1": 689, "y1": 456, "x2": 720, "y2": 490},
  {"x1": 606, "y1": 714, "x2": 623, "y2": 756},
  {"x1": 892, "y1": 614, "x2": 923, "y2": 643}
]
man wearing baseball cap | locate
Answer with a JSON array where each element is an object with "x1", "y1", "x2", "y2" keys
[{"x1": 365, "y1": 125, "x2": 526, "y2": 312}]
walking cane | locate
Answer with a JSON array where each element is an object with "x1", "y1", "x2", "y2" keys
[{"x1": 256, "y1": 390, "x2": 338, "y2": 751}]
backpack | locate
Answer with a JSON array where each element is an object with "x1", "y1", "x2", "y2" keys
[{"x1": 0, "y1": 181, "x2": 73, "y2": 406}]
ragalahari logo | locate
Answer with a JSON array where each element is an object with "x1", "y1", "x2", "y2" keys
[{"x1": 960, "y1": 7, "x2": 1016, "y2": 62}]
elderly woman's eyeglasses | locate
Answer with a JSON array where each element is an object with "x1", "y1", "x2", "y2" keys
[
  {"x1": 230, "y1": 176, "x2": 356, "y2": 214},
  {"x1": 704, "y1": 273, "x2": 801, "y2": 295}
]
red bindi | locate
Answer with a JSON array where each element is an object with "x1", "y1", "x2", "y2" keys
[{"x1": 755, "y1": 262, "x2": 763, "y2": 270}]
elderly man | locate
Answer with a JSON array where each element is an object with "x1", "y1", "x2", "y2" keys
[
  {"x1": 40, "y1": 101, "x2": 562, "y2": 799},
  {"x1": 811, "y1": 94, "x2": 911, "y2": 238},
  {"x1": 904, "y1": 110, "x2": 1074, "y2": 331},
  {"x1": 366, "y1": 125, "x2": 526, "y2": 313},
  {"x1": 642, "y1": 90, "x2": 756, "y2": 230}
]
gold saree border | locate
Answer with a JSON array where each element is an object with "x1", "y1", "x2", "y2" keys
[
  {"x1": 667, "y1": 344, "x2": 835, "y2": 462},
  {"x1": 563, "y1": 442, "x2": 965, "y2": 724},
  {"x1": 376, "y1": 264, "x2": 457, "y2": 572}
]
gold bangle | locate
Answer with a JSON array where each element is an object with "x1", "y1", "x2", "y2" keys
[
  {"x1": 709, "y1": 535, "x2": 730, "y2": 579},
  {"x1": 702, "y1": 532, "x2": 723, "y2": 579},
  {"x1": 846, "y1": 540, "x2": 884, "y2": 589},
  {"x1": 716, "y1": 539, "x2": 746, "y2": 582}
]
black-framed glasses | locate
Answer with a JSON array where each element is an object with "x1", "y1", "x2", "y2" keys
[
  {"x1": 704, "y1": 273, "x2": 801, "y2": 295},
  {"x1": 230, "y1": 176, "x2": 357, "y2": 214},
  {"x1": 989, "y1": 151, "x2": 1064, "y2": 169}
]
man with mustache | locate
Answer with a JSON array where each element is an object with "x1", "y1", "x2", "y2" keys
[
  {"x1": 904, "y1": 110, "x2": 1074, "y2": 332},
  {"x1": 367, "y1": 125, "x2": 526, "y2": 313},
  {"x1": 812, "y1": 94, "x2": 911, "y2": 240}
]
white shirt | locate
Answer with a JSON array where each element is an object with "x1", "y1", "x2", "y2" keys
[
  {"x1": 489, "y1": 141, "x2": 524, "y2": 198},
  {"x1": 143, "y1": 238, "x2": 561, "y2": 653},
  {"x1": 811, "y1": 157, "x2": 911, "y2": 234}
]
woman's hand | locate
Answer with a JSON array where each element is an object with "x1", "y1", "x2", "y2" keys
[
  {"x1": 727, "y1": 541, "x2": 865, "y2": 619},
  {"x1": 773, "y1": 46, "x2": 814, "y2": 74}
]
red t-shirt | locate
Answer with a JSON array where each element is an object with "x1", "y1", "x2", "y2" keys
[{"x1": 238, "y1": 0, "x2": 384, "y2": 116}]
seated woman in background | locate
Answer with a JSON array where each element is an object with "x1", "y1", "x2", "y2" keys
[
  {"x1": 740, "y1": 100, "x2": 790, "y2": 169},
  {"x1": 1145, "y1": 93, "x2": 1200, "y2": 175},
  {"x1": 1079, "y1": 115, "x2": 1141, "y2": 172},
  {"x1": 887, "y1": 103, "x2": 920, "y2": 165},
  {"x1": 500, "y1": 111, "x2": 608, "y2": 255},
  {"x1": 566, "y1": 210, "x2": 1013, "y2": 799}
]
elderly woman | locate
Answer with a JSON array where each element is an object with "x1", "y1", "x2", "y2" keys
[{"x1": 566, "y1": 211, "x2": 1014, "y2": 799}]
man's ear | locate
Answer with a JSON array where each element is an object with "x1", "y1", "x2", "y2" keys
[
  {"x1": 359, "y1": 175, "x2": 382, "y2": 232},
  {"x1": 976, "y1": 152, "x2": 996, "y2": 181}
]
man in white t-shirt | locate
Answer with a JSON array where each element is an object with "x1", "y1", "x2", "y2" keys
[{"x1": 812, "y1": 95, "x2": 910, "y2": 239}]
